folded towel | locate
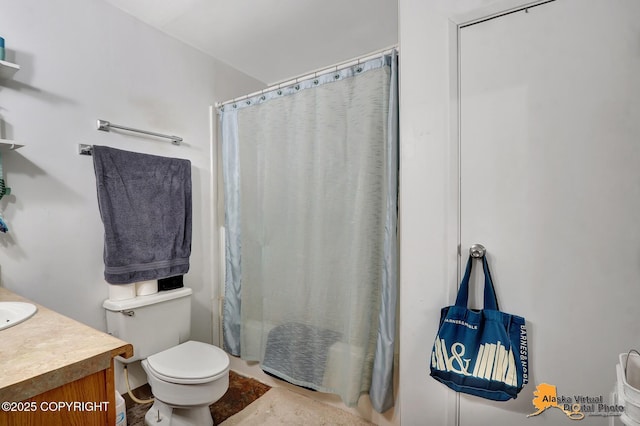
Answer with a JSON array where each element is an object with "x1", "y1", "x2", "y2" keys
[{"x1": 93, "y1": 145, "x2": 192, "y2": 284}]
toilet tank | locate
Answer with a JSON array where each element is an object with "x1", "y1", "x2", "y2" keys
[{"x1": 103, "y1": 287, "x2": 192, "y2": 362}]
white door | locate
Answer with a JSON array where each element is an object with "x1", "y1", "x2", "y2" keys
[{"x1": 459, "y1": 0, "x2": 640, "y2": 425}]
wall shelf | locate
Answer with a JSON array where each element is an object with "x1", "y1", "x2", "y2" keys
[
  {"x1": 0, "y1": 139, "x2": 24, "y2": 151},
  {"x1": 0, "y1": 60, "x2": 20, "y2": 80}
]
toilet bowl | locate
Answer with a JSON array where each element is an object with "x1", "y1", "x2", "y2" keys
[
  {"x1": 103, "y1": 288, "x2": 230, "y2": 426},
  {"x1": 141, "y1": 341, "x2": 230, "y2": 426}
]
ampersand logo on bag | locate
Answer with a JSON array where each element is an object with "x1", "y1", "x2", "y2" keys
[{"x1": 431, "y1": 335, "x2": 519, "y2": 387}]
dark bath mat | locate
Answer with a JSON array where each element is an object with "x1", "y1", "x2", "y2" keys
[{"x1": 124, "y1": 370, "x2": 271, "y2": 425}]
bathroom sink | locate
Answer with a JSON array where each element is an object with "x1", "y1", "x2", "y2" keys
[{"x1": 0, "y1": 302, "x2": 37, "y2": 331}]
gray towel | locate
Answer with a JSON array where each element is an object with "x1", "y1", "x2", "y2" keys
[{"x1": 93, "y1": 145, "x2": 192, "y2": 284}]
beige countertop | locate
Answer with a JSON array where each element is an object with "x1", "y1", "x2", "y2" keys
[{"x1": 0, "y1": 287, "x2": 132, "y2": 402}]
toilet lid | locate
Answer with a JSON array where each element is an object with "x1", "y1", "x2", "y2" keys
[{"x1": 146, "y1": 341, "x2": 229, "y2": 384}]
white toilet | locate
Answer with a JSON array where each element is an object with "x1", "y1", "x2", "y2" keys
[{"x1": 103, "y1": 287, "x2": 230, "y2": 426}]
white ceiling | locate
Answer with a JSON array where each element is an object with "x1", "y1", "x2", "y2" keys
[{"x1": 103, "y1": 0, "x2": 398, "y2": 85}]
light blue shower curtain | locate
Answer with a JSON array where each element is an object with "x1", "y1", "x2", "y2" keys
[{"x1": 219, "y1": 51, "x2": 398, "y2": 412}]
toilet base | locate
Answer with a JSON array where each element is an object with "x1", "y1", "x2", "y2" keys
[{"x1": 144, "y1": 399, "x2": 213, "y2": 426}]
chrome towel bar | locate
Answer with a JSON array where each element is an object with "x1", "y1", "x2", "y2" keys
[{"x1": 97, "y1": 119, "x2": 183, "y2": 146}]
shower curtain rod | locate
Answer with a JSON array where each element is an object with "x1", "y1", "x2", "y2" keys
[{"x1": 215, "y1": 45, "x2": 398, "y2": 109}]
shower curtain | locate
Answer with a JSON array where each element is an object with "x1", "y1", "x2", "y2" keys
[{"x1": 218, "y1": 51, "x2": 398, "y2": 412}]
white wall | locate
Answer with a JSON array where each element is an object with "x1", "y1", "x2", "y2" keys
[
  {"x1": 398, "y1": 0, "x2": 534, "y2": 425},
  {"x1": 0, "y1": 0, "x2": 262, "y2": 372}
]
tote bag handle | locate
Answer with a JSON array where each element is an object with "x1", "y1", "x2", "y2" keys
[{"x1": 454, "y1": 255, "x2": 499, "y2": 310}]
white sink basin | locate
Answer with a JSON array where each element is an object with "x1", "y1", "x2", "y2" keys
[{"x1": 0, "y1": 302, "x2": 37, "y2": 331}]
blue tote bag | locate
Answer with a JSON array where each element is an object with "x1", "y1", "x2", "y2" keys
[{"x1": 430, "y1": 255, "x2": 528, "y2": 401}]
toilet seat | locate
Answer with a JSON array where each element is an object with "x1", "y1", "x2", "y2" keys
[{"x1": 146, "y1": 340, "x2": 230, "y2": 385}]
